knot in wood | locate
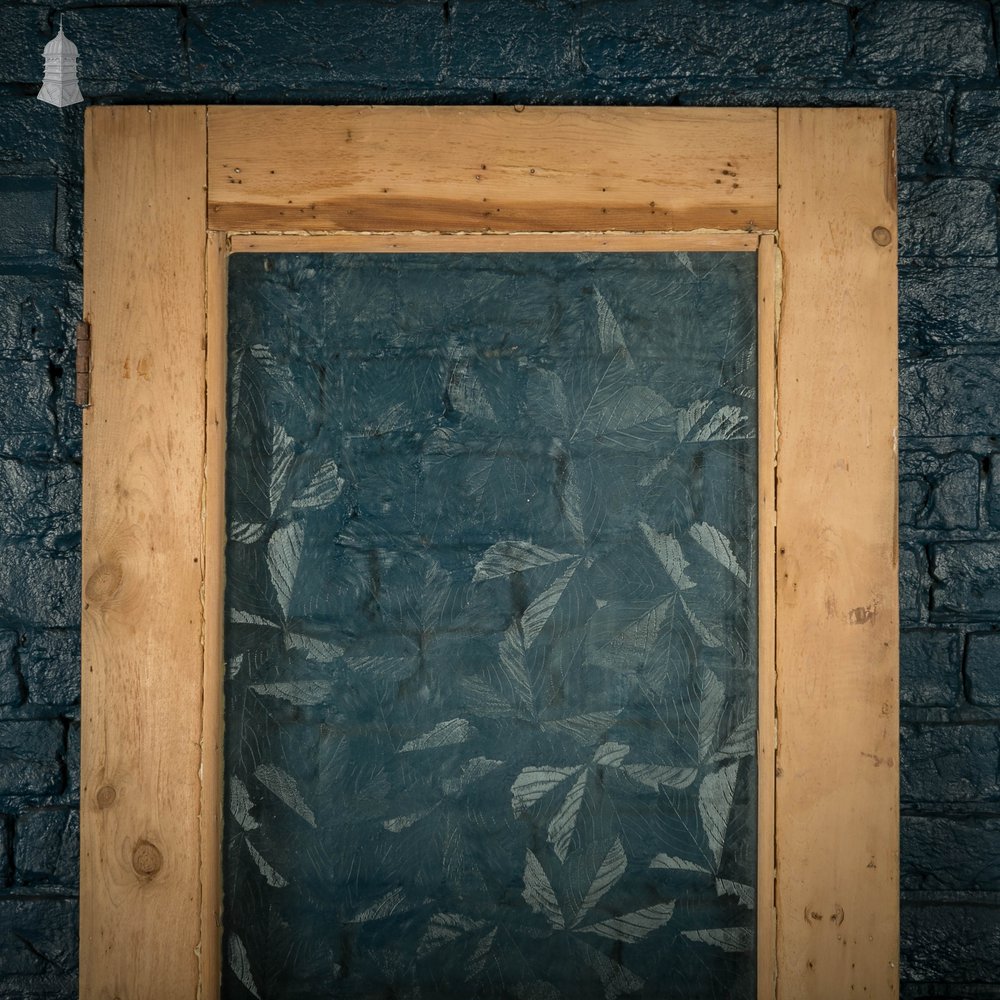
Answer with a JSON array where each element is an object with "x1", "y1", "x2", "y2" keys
[
  {"x1": 132, "y1": 840, "x2": 163, "y2": 878},
  {"x1": 96, "y1": 784, "x2": 117, "y2": 809},
  {"x1": 871, "y1": 226, "x2": 892, "y2": 247},
  {"x1": 85, "y1": 561, "x2": 124, "y2": 604}
]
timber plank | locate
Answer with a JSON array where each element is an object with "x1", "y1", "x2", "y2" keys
[
  {"x1": 774, "y1": 108, "x2": 899, "y2": 1000},
  {"x1": 81, "y1": 105, "x2": 209, "y2": 1000},
  {"x1": 208, "y1": 106, "x2": 777, "y2": 233}
]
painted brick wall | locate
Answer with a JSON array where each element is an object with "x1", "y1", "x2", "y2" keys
[{"x1": 0, "y1": 1, "x2": 998, "y2": 997}]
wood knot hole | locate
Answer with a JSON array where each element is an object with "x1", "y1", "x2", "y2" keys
[
  {"x1": 85, "y1": 562, "x2": 124, "y2": 603},
  {"x1": 96, "y1": 784, "x2": 116, "y2": 809},
  {"x1": 132, "y1": 840, "x2": 163, "y2": 878},
  {"x1": 871, "y1": 226, "x2": 892, "y2": 246}
]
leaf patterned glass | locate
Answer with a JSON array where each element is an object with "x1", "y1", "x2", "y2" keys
[{"x1": 222, "y1": 252, "x2": 758, "y2": 1000}]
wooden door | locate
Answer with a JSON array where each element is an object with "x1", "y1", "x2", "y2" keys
[{"x1": 80, "y1": 106, "x2": 898, "y2": 1000}]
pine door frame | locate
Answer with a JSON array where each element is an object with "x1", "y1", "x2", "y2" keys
[{"x1": 80, "y1": 105, "x2": 898, "y2": 1000}]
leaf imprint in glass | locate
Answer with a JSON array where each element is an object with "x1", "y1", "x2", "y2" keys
[{"x1": 223, "y1": 252, "x2": 758, "y2": 1000}]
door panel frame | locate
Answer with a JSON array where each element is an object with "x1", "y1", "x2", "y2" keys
[{"x1": 81, "y1": 106, "x2": 898, "y2": 1000}]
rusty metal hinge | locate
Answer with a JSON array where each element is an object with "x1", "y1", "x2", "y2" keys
[{"x1": 75, "y1": 320, "x2": 92, "y2": 408}]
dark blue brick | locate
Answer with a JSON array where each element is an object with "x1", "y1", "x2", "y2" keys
[
  {"x1": 188, "y1": 3, "x2": 446, "y2": 94},
  {"x1": 0, "y1": 178, "x2": 57, "y2": 258},
  {"x1": 578, "y1": 0, "x2": 848, "y2": 82},
  {"x1": 0, "y1": 816, "x2": 9, "y2": 886},
  {"x1": 58, "y1": 179, "x2": 81, "y2": 264},
  {"x1": 900, "y1": 450, "x2": 979, "y2": 530},
  {"x1": 65, "y1": 719, "x2": 78, "y2": 798},
  {"x1": 954, "y1": 90, "x2": 1000, "y2": 171},
  {"x1": 900, "y1": 628, "x2": 961, "y2": 707},
  {"x1": 901, "y1": 903, "x2": 1000, "y2": 985},
  {"x1": 900, "y1": 355, "x2": 1000, "y2": 439},
  {"x1": 900, "y1": 267, "x2": 1000, "y2": 350},
  {"x1": 902, "y1": 815, "x2": 1000, "y2": 891},
  {"x1": 0, "y1": 277, "x2": 76, "y2": 359},
  {"x1": 69, "y1": 8, "x2": 187, "y2": 97},
  {"x1": 0, "y1": 984, "x2": 76, "y2": 1000},
  {"x1": 0, "y1": 360, "x2": 53, "y2": 460},
  {"x1": 0, "y1": 985, "x2": 77, "y2": 1000},
  {"x1": 0, "y1": 100, "x2": 80, "y2": 168},
  {"x1": 900, "y1": 722, "x2": 1000, "y2": 803},
  {"x1": 443, "y1": 1, "x2": 576, "y2": 83},
  {"x1": 14, "y1": 808, "x2": 78, "y2": 885},
  {"x1": 0, "y1": 720, "x2": 62, "y2": 796},
  {"x1": 55, "y1": 383, "x2": 81, "y2": 462},
  {"x1": 0, "y1": 898, "x2": 76, "y2": 978},
  {"x1": 0, "y1": 6, "x2": 186, "y2": 95},
  {"x1": 0, "y1": 544, "x2": 79, "y2": 629},
  {"x1": 854, "y1": 0, "x2": 994, "y2": 81},
  {"x1": 885, "y1": 88, "x2": 951, "y2": 170},
  {"x1": 899, "y1": 180, "x2": 997, "y2": 260},
  {"x1": 0, "y1": 460, "x2": 79, "y2": 547},
  {"x1": 0, "y1": 629, "x2": 20, "y2": 707},
  {"x1": 989, "y1": 452, "x2": 1000, "y2": 529},
  {"x1": 931, "y1": 543, "x2": 1000, "y2": 622},
  {"x1": 965, "y1": 631, "x2": 1000, "y2": 708},
  {"x1": 19, "y1": 629, "x2": 79, "y2": 707},
  {"x1": 0, "y1": 6, "x2": 50, "y2": 86},
  {"x1": 900, "y1": 544, "x2": 929, "y2": 627}
]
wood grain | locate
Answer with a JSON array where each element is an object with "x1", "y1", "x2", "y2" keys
[
  {"x1": 774, "y1": 108, "x2": 899, "y2": 999},
  {"x1": 80, "y1": 105, "x2": 209, "y2": 1000},
  {"x1": 208, "y1": 106, "x2": 777, "y2": 234},
  {"x1": 228, "y1": 230, "x2": 760, "y2": 254},
  {"x1": 80, "y1": 105, "x2": 899, "y2": 999}
]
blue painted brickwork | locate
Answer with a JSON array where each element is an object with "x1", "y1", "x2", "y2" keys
[{"x1": 0, "y1": 1, "x2": 999, "y2": 996}]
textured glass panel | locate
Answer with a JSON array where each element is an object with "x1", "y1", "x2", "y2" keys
[{"x1": 223, "y1": 253, "x2": 758, "y2": 1000}]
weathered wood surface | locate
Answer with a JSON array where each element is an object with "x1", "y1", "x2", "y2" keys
[
  {"x1": 80, "y1": 104, "x2": 899, "y2": 1000},
  {"x1": 228, "y1": 230, "x2": 760, "y2": 253},
  {"x1": 774, "y1": 108, "x2": 899, "y2": 1000},
  {"x1": 81, "y1": 105, "x2": 209, "y2": 1000},
  {"x1": 208, "y1": 106, "x2": 778, "y2": 233}
]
